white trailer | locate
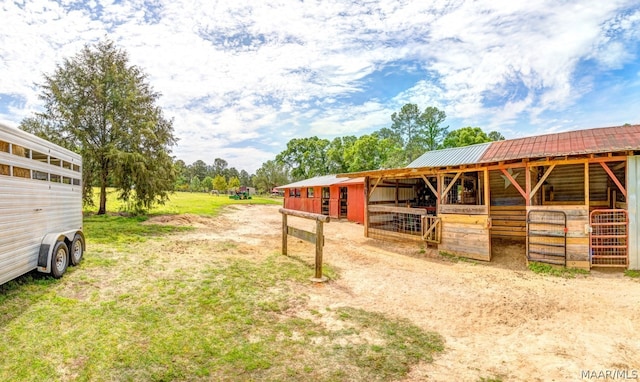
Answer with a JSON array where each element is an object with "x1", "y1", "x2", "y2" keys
[{"x1": 0, "y1": 122, "x2": 85, "y2": 285}]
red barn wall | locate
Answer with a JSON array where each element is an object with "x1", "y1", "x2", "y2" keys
[
  {"x1": 282, "y1": 182, "x2": 364, "y2": 224},
  {"x1": 347, "y1": 183, "x2": 365, "y2": 224}
]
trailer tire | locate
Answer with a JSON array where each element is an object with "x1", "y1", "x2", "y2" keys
[
  {"x1": 70, "y1": 234, "x2": 84, "y2": 266},
  {"x1": 51, "y1": 241, "x2": 69, "y2": 278}
]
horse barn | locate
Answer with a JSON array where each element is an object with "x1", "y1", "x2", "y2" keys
[
  {"x1": 338, "y1": 124, "x2": 640, "y2": 270},
  {"x1": 276, "y1": 175, "x2": 365, "y2": 224}
]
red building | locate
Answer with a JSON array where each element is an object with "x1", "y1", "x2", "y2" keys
[{"x1": 276, "y1": 175, "x2": 365, "y2": 224}]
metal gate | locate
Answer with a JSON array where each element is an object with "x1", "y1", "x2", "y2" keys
[
  {"x1": 527, "y1": 210, "x2": 567, "y2": 266},
  {"x1": 590, "y1": 209, "x2": 628, "y2": 267}
]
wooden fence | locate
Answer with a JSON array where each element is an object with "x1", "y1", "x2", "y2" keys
[{"x1": 279, "y1": 208, "x2": 330, "y2": 282}]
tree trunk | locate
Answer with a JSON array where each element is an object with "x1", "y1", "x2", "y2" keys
[{"x1": 98, "y1": 161, "x2": 108, "y2": 215}]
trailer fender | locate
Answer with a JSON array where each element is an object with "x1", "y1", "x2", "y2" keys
[{"x1": 37, "y1": 230, "x2": 80, "y2": 273}]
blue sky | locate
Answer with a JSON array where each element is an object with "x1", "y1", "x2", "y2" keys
[{"x1": 1, "y1": 1, "x2": 639, "y2": 173}]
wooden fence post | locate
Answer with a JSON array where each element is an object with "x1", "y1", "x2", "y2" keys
[
  {"x1": 282, "y1": 213, "x2": 288, "y2": 256},
  {"x1": 313, "y1": 219, "x2": 324, "y2": 281},
  {"x1": 279, "y1": 208, "x2": 330, "y2": 283}
]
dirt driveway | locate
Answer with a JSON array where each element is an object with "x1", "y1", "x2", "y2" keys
[{"x1": 151, "y1": 204, "x2": 640, "y2": 381}]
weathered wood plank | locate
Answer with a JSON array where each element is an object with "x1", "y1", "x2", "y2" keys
[
  {"x1": 368, "y1": 205, "x2": 427, "y2": 214},
  {"x1": 287, "y1": 226, "x2": 320, "y2": 245},
  {"x1": 440, "y1": 214, "x2": 490, "y2": 225},
  {"x1": 439, "y1": 204, "x2": 488, "y2": 215},
  {"x1": 490, "y1": 205, "x2": 527, "y2": 211},
  {"x1": 279, "y1": 208, "x2": 330, "y2": 222}
]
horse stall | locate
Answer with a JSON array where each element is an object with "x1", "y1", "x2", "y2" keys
[{"x1": 339, "y1": 124, "x2": 640, "y2": 270}]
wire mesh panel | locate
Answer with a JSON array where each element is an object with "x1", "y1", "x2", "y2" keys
[
  {"x1": 527, "y1": 210, "x2": 567, "y2": 266},
  {"x1": 590, "y1": 209, "x2": 628, "y2": 267},
  {"x1": 368, "y1": 206, "x2": 425, "y2": 241}
]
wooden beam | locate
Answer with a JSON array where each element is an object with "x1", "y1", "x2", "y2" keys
[
  {"x1": 525, "y1": 163, "x2": 531, "y2": 207},
  {"x1": 613, "y1": 161, "x2": 626, "y2": 171},
  {"x1": 499, "y1": 167, "x2": 528, "y2": 200},
  {"x1": 364, "y1": 176, "x2": 369, "y2": 237},
  {"x1": 369, "y1": 177, "x2": 382, "y2": 198},
  {"x1": 483, "y1": 168, "x2": 490, "y2": 207},
  {"x1": 441, "y1": 172, "x2": 462, "y2": 200},
  {"x1": 279, "y1": 208, "x2": 331, "y2": 222},
  {"x1": 600, "y1": 162, "x2": 627, "y2": 198},
  {"x1": 421, "y1": 174, "x2": 438, "y2": 200},
  {"x1": 584, "y1": 162, "x2": 589, "y2": 207},
  {"x1": 529, "y1": 164, "x2": 555, "y2": 202}
]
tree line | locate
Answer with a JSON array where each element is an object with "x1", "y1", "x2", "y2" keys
[
  {"x1": 256, "y1": 106, "x2": 504, "y2": 186},
  {"x1": 173, "y1": 158, "x2": 252, "y2": 193},
  {"x1": 19, "y1": 38, "x2": 505, "y2": 214}
]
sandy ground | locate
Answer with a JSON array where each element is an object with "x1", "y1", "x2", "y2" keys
[{"x1": 148, "y1": 204, "x2": 640, "y2": 382}]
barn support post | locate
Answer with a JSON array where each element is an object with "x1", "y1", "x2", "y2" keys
[
  {"x1": 279, "y1": 208, "x2": 330, "y2": 283},
  {"x1": 364, "y1": 176, "x2": 370, "y2": 237}
]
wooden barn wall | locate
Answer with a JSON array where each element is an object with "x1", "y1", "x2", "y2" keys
[
  {"x1": 489, "y1": 169, "x2": 526, "y2": 240},
  {"x1": 346, "y1": 183, "x2": 365, "y2": 224},
  {"x1": 527, "y1": 205, "x2": 590, "y2": 268},
  {"x1": 369, "y1": 179, "x2": 418, "y2": 205},
  {"x1": 628, "y1": 156, "x2": 639, "y2": 270},
  {"x1": 589, "y1": 163, "x2": 609, "y2": 204},
  {"x1": 489, "y1": 169, "x2": 526, "y2": 206},
  {"x1": 543, "y1": 164, "x2": 585, "y2": 202},
  {"x1": 438, "y1": 214, "x2": 491, "y2": 261}
]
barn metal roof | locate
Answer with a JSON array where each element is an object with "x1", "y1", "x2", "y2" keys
[
  {"x1": 479, "y1": 124, "x2": 640, "y2": 163},
  {"x1": 407, "y1": 142, "x2": 492, "y2": 168},
  {"x1": 276, "y1": 175, "x2": 363, "y2": 189}
]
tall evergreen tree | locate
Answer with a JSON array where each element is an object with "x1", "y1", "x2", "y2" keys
[
  {"x1": 390, "y1": 104, "x2": 448, "y2": 164},
  {"x1": 21, "y1": 39, "x2": 176, "y2": 214}
]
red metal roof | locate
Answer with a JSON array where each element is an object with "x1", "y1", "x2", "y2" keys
[{"x1": 479, "y1": 124, "x2": 640, "y2": 163}]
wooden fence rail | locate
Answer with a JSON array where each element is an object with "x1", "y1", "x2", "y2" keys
[{"x1": 279, "y1": 208, "x2": 330, "y2": 282}]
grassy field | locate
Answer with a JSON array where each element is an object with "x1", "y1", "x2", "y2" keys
[{"x1": 0, "y1": 191, "x2": 443, "y2": 381}]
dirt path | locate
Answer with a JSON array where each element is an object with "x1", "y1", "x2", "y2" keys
[{"x1": 150, "y1": 205, "x2": 640, "y2": 381}]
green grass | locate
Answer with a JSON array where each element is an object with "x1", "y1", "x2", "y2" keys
[
  {"x1": 0, "y1": 190, "x2": 443, "y2": 381},
  {"x1": 439, "y1": 251, "x2": 477, "y2": 264},
  {"x1": 528, "y1": 262, "x2": 589, "y2": 278},
  {"x1": 83, "y1": 188, "x2": 281, "y2": 216},
  {"x1": 83, "y1": 214, "x2": 192, "y2": 245},
  {"x1": 478, "y1": 377, "x2": 504, "y2": 382},
  {"x1": 624, "y1": 269, "x2": 640, "y2": 278}
]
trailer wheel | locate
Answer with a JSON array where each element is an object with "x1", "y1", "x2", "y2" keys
[
  {"x1": 70, "y1": 234, "x2": 84, "y2": 266},
  {"x1": 51, "y1": 241, "x2": 69, "y2": 278}
]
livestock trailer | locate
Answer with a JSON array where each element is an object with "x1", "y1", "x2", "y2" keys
[{"x1": 0, "y1": 122, "x2": 85, "y2": 285}]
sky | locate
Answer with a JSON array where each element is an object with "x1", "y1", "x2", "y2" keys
[{"x1": 1, "y1": 1, "x2": 640, "y2": 174}]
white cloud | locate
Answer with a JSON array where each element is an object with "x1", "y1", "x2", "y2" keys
[{"x1": 1, "y1": 0, "x2": 639, "y2": 174}]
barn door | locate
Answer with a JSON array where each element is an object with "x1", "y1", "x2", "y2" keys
[
  {"x1": 339, "y1": 187, "x2": 347, "y2": 218},
  {"x1": 527, "y1": 210, "x2": 567, "y2": 266},
  {"x1": 590, "y1": 209, "x2": 628, "y2": 268}
]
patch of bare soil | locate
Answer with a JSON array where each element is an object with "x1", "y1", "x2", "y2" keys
[{"x1": 160, "y1": 205, "x2": 640, "y2": 381}]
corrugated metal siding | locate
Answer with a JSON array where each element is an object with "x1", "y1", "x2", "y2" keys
[
  {"x1": 628, "y1": 156, "x2": 639, "y2": 270},
  {"x1": 0, "y1": 124, "x2": 82, "y2": 285},
  {"x1": 480, "y1": 125, "x2": 640, "y2": 163},
  {"x1": 407, "y1": 142, "x2": 492, "y2": 168}
]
